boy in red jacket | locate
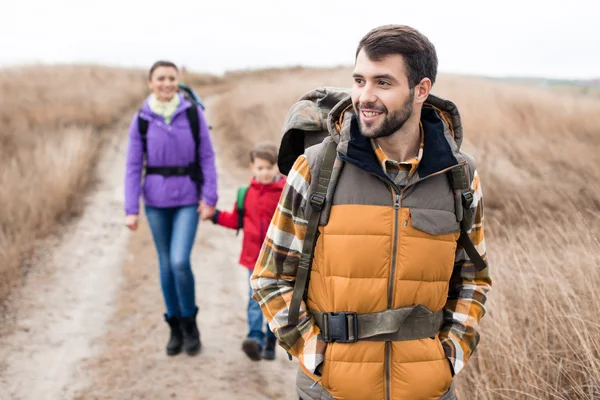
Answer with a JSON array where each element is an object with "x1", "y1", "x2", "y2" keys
[{"x1": 210, "y1": 142, "x2": 285, "y2": 361}]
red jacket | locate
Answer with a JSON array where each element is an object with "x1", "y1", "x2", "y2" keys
[{"x1": 214, "y1": 176, "x2": 286, "y2": 270}]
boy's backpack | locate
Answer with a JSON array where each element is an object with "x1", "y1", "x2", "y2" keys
[
  {"x1": 278, "y1": 87, "x2": 489, "y2": 325},
  {"x1": 235, "y1": 185, "x2": 250, "y2": 236},
  {"x1": 137, "y1": 88, "x2": 204, "y2": 189}
]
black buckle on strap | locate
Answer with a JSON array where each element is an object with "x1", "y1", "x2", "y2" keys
[
  {"x1": 321, "y1": 312, "x2": 358, "y2": 343},
  {"x1": 310, "y1": 193, "x2": 326, "y2": 212},
  {"x1": 461, "y1": 191, "x2": 474, "y2": 208}
]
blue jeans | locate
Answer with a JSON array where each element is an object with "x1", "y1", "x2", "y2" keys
[
  {"x1": 145, "y1": 205, "x2": 199, "y2": 318},
  {"x1": 247, "y1": 270, "x2": 276, "y2": 346}
]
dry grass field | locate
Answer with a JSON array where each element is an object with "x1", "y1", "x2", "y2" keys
[{"x1": 1, "y1": 64, "x2": 599, "y2": 399}]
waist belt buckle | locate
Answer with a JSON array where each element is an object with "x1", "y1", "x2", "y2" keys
[{"x1": 322, "y1": 312, "x2": 358, "y2": 344}]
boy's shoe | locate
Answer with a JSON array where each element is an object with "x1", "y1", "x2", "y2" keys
[
  {"x1": 164, "y1": 315, "x2": 183, "y2": 356},
  {"x1": 242, "y1": 338, "x2": 262, "y2": 361},
  {"x1": 263, "y1": 337, "x2": 277, "y2": 361}
]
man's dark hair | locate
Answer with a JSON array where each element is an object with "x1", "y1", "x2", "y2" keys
[
  {"x1": 149, "y1": 60, "x2": 178, "y2": 80},
  {"x1": 356, "y1": 25, "x2": 438, "y2": 87}
]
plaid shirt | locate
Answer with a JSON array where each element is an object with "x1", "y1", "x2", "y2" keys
[
  {"x1": 252, "y1": 139, "x2": 491, "y2": 376},
  {"x1": 371, "y1": 122, "x2": 424, "y2": 187}
]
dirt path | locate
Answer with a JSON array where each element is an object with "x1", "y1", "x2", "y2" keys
[
  {"x1": 0, "y1": 118, "x2": 130, "y2": 399},
  {"x1": 0, "y1": 98, "x2": 298, "y2": 400}
]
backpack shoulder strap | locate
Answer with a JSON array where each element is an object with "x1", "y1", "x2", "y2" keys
[
  {"x1": 236, "y1": 185, "x2": 250, "y2": 236},
  {"x1": 185, "y1": 105, "x2": 200, "y2": 149},
  {"x1": 288, "y1": 140, "x2": 338, "y2": 325},
  {"x1": 184, "y1": 105, "x2": 204, "y2": 189},
  {"x1": 137, "y1": 111, "x2": 149, "y2": 162},
  {"x1": 449, "y1": 152, "x2": 488, "y2": 271}
]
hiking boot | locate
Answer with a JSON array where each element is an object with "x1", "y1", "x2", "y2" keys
[
  {"x1": 263, "y1": 337, "x2": 277, "y2": 361},
  {"x1": 164, "y1": 315, "x2": 183, "y2": 356},
  {"x1": 242, "y1": 338, "x2": 262, "y2": 361},
  {"x1": 180, "y1": 309, "x2": 201, "y2": 356}
]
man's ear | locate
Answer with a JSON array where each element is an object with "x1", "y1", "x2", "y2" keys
[{"x1": 414, "y1": 77, "x2": 432, "y2": 104}]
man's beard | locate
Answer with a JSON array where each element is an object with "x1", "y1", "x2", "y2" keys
[{"x1": 355, "y1": 90, "x2": 415, "y2": 139}]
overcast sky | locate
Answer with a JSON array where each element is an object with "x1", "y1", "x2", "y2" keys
[{"x1": 1, "y1": 0, "x2": 598, "y2": 79}]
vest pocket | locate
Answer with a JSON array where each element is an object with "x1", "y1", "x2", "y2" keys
[{"x1": 409, "y1": 208, "x2": 460, "y2": 236}]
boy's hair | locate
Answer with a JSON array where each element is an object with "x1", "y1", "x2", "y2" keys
[{"x1": 250, "y1": 141, "x2": 279, "y2": 165}]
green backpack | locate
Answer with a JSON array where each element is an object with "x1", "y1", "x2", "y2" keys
[{"x1": 235, "y1": 185, "x2": 250, "y2": 236}]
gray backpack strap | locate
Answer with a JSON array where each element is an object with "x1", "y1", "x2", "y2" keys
[
  {"x1": 457, "y1": 231, "x2": 487, "y2": 271},
  {"x1": 288, "y1": 140, "x2": 338, "y2": 325},
  {"x1": 450, "y1": 153, "x2": 488, "y2": 272}
]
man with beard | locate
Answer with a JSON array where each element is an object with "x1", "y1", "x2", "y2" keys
[{"x1": 252, "y1": 25, "x2": 491, "y2": 400}]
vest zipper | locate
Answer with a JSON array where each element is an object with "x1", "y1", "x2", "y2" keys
[
  {"x1": 385, "y1": 341, "x2": 391, "y2": 400},
  {"x1": 386, "y1": 190, "x2": 401, "y2": 400},
  {"x1": 357, "y1": 161, "x2": 467, "y2": 400},
  {"x1": 363, "y1": 171, "x2": 401, "y2": 400},
  {"x1": 388, "y1": 191, "x2": 401, "y2": 308}
]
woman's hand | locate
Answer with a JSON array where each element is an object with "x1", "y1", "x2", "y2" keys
[
  {"x1": 125, "y1": 215, "x2": 139, "y2": 231},
  {"x1": 199, "y1": 201, "x2": 216, "y2": 221}
]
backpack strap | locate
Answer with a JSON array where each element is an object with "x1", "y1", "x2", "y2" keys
[
  {"x1": 449, "y1": 157, "x2": 488, "y2": 272},
  {"x1": 184, "y1": 106, "x2": 204, "y2": 190},
  {"x1": 236, "y1": 185, "x2": 250, "y2": 236},
  {"x1": 288, "y1": 140, "x2": 338, "y2": 325},
  {"x1": 137, "y1": 111, "x2": 149, "y2": 164},
  {"x1": 139, "y1": 107, "x2": 203, "y2": 187}
]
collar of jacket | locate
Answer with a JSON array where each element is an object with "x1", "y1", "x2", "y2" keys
[
  {"x1": 332, "y1": 97, "x2": 463, "y2": 181},
  {"x1": 139, "y1": 93, "x2": 193, "y2": 122},
  {"x1": 250, "y1": 176, "x2": 286, "y2": 190}
]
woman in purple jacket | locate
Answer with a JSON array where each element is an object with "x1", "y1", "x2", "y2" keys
[{"x1": 124, "y1": 60, "x2": 218, "y2": 357}]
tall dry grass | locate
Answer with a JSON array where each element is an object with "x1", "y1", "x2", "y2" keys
[
  {"x1": 0, "y1": 65, "x2": 220, "y2": 301},
  {"x1": 434, "y1": 77, "x2": 600, "y2": 399},
  {"x1": 211, "y1": 69, "x2": 600, "y2": 399},
  {"x1": 210, "y1": 67, "x2": 351, "y2": 176},
  {"x1": 0, "y1": 66, "x2": 146, "y2": 300}
]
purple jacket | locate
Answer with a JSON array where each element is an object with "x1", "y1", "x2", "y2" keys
[{"x1": 124, "y1": 94, "x2": 218, "y2": 215}]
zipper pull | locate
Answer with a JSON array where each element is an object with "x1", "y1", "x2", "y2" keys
[{"x1": 393, "y1": 194, "x2": 401, "y2": 209}]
